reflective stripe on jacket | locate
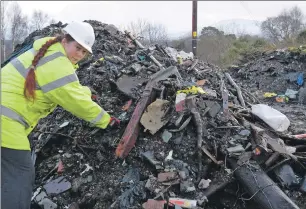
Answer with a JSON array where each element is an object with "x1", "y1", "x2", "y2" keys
[{"x1": 1, "y1": 37, "x2": 110, "y2": 150}]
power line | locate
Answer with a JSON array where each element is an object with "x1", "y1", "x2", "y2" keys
[{"x1": 239, "y1": 1, "x2": 260, "y2": 27}]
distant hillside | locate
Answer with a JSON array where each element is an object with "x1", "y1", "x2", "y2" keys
[{"x1": 213, "y1": 19, "x2": 262, "y2": 36}]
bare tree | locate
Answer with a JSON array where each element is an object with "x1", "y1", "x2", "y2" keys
[
  {"x1": 126, "y1": 18, "x2": 169, "y2": 45},
  {"x1": 261, "y1": 6, "x2": 304, "y2": 42},
  {"x1": 29, "y1": 9, "x2": 50, "y2": 32},
  {"x1": 8, "y1": 2, "x2": 29, "y2": 50},
  {"x1": 49, "y1": 18, "x2": 58, "y2": 25},
  {"x1": 126, "y1": 19, "x2": 149, "y2": 40},
  {"x1": 1, "y1": 1, "x2": 10, "y2": 60},
  {"x1": 146, "y1": 23, "x2": 168, "y2": 45}
]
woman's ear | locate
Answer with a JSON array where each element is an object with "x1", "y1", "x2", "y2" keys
[{"x1": 61, "y1": 37, "x2": 68, "y2": 46}]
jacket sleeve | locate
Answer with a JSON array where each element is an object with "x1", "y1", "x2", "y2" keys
[{"x1": 44, "y1": 75, "x2": 111, "y2": 129}]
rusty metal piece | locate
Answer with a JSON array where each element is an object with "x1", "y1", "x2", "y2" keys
[{"x1": 116, "y1": 66, "x2": 181, "y2": 158}]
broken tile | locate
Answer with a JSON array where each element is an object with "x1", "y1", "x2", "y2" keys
[
  {"x1": 196, "y1": 79, "x2": 207, "y2": 86},
  {"x1": 157, "y1": 172, "x2": 179, "y2": 185},
  {"x1": 116, "y1": 75, "x2": 146, "y2": 97},
  {"x1": 142, "y1": 199, "x2": 164, "y2": 209},
  {"x1": 140, "y1": 99, "x2": 170, "y2": 135},
  {"x1": 43, "y1": 176, "x2": 71, "y2": 195},
  {"x1": 227, "y1": 144, "x2": 245, "y2": 154},
  {"x1": 161, "y1": 130, "x2": 172, "y2": 143}
]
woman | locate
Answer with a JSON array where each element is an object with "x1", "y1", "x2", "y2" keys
[{"x1": 1, "y1": 21, "x2": 116, "y2": 209}]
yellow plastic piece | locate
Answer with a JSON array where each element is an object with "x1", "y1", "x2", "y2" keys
[
  {"x1": 177, "y1": 56, "x2": 183, "y2": 64},
  {"x1": 264, "y1": 92, "x2": 277, "y2": 98},
  {"x1": 177, "y1": 86, "x2": 206, "y2": 95},
  {"x1": 93, "y1": 57, "x2": 104, "y2": 65}
]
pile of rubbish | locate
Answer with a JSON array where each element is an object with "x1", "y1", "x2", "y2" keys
[
  {"x1": 228, "y1": 46, "x2": 306, "y2": 135},
  {"x1": 229, "y1": 46, "x2": 306, "y2": 95},
  {"x1": 10, "y1": 20, "x2": 306, "y2": 209}
]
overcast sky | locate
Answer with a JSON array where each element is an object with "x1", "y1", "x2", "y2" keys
[{"x1": 17, "y1": 1, "x2": 306, "y2": 37}]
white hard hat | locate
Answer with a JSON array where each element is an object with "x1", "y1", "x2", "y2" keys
[{"x1": 63, "y1": 21, "x2": 95, "y2": 53}]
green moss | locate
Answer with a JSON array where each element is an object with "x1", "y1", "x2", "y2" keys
[
  {"x1": 288, "y1": 47, "x2": 299, "y2": 52},
  {"x1": 300, "y1": 49, "x2": 306, "y2": 55}
]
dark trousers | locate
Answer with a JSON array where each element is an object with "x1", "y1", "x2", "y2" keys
[{"x1": 1, "y1": 147, "x2": 35, "y2": 209}]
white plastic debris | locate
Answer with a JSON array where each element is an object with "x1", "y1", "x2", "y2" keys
[
  {"x1": 165, "y1": 150, "x2": 173, "y2": 161},
  {"x1": 175, "y1": 93, "x2": 187, "y2": 112},
  {"x1": 165, "y1": 47, "x2": 194, "y2": 62},
  {"x1": 285, "y1": 89, "x2": 299, "y2": 99},
  {"x1": 81, "y1": 163, "x2": 93, "y2": 175},
  {"x1": 31, "y1": 187, "x2": 42, "y2": 201},
  {"x1": 285, "y1": 146, "x2": 297, "y2": 154},
  {"x1": 198, "y1": 179, "x2": 211, "y2": 189},
  {"x1": 251, "y1": 104, "x2": 290, "y2": 132},
  {"x1": 59, "y1": 121, "x2": 69, "y2": 128}
]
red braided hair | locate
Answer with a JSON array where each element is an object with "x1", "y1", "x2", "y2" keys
[{"x1": 24, "y1": 34, "x2": 75, "y2": 101}]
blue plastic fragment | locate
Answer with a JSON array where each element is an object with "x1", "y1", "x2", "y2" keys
[
  {"x1": 297, "y1": 73, "x2": 304, "y2": 86},
  {"x1": 138, "y1": 55, "x2": 146, "y2": 61}
]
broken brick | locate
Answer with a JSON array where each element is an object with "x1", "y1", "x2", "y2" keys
[{"x1": 142, "y1": 199, "x2": 164, "y2": 209}]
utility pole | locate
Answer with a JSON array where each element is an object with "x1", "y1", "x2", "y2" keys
[{"x1": 192, "y1": 0, "x2": 198, "y2": 57}]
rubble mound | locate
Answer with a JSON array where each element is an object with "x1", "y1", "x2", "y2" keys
[
  {"x1": 229, "y1": 46, "x2": 306, "y2": 96},
  {"x1": 9, "y1": 21, "x2": 306, "y2": 209},
  {"x1": 229, "y1": 47, "x2": 306, "y2": 134}
]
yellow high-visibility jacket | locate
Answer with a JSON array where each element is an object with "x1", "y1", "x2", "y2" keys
[{"x1": 1, "y1": 37, "x2": 111, "y2": 150}]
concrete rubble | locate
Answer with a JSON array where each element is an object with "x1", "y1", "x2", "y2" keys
[{"x1": 8, "y1": 20, "x2": 305, "y2": 209}]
